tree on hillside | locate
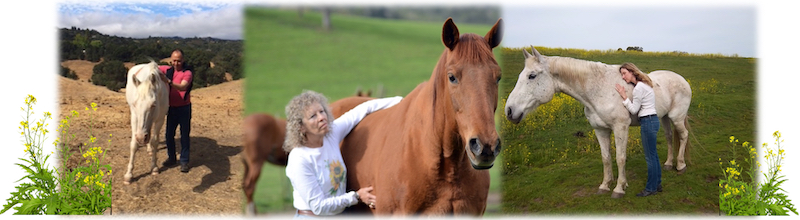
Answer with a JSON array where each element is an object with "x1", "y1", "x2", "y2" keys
[
  {"x1": 626, "y1": 46, "x2": 643, "y2": 52},
  {"x1": 72, "y1": 33, "x2": 89, "y2": 60},
  {"x1": 322, "y1": 7, "x2": 332, "y2": 31},
  {"x1": 59, "y1": 65, "x2": 78, "y2": 80},
  {"x1": 91, "y1": 60, "x2": 127, "y2": 91}
]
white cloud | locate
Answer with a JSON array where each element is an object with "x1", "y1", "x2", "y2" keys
[{"x1": 58, "y1": 3, "x2": 242, "y2": 39}]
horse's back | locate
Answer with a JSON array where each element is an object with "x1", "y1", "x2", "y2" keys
[
  {"x1": 649, "y1": 70, "x2": 691, "y2": 118},
  {"x1": 331, "y1": 96, "x2": 375, "y2": 118}
]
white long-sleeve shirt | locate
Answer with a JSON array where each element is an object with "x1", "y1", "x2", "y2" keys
[
  {"x1": 286, "y1": 96, "x2": 402, "y2": 216},
  {"x1": 622, "y1": 82, "x2": 657, "y2": 117}
]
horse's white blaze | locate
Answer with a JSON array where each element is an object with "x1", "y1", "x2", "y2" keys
[
  {"x1": 124, "y1": 61, "x2": 169, "y2": 184},
  {"x1": 505, "y1": 47, "x2": 692, "y2": 197}
]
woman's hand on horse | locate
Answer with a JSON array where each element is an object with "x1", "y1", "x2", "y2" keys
[
  {"x1": 614, "y1": 84, "x2": 627, "y2": 100},
  {"x1": 357, "y1": 186, "x2": 377, "y2": 207}
]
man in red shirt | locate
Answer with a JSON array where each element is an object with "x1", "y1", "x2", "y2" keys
[{"x1": 159, "y1": 49, "x2": 193, "y2": 173}]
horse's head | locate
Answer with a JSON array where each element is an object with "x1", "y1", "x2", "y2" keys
[
  {"x1": 129, "y1": 61, "x2": 163, "y2": 146},
  {"x1": 438, "y1": 18, "x2": 503, "y2": 170},
  {"x1": 505, "y1": 46, "x2": 555, "y2": 124}
]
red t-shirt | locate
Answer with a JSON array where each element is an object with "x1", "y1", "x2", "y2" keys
[{"x1": 159, "y1": 65, "x2": 192, "y2": 107}]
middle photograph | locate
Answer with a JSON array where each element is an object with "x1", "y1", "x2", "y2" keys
[{"x1": 241, "y1": 6, "x2": 504, "y2": 217}]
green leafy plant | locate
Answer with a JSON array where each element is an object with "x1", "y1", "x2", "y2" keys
[
  {"x1": 1, "y1": 95, "x2": 111, "y2": 215},
  {"x1": 720, "y1": 131, "x2": 797, "y2": 215}
]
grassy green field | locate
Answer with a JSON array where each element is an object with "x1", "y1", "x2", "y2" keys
[
  {"x1": 243, "y1": 7, "x2": 503, "y2": 214},
  {"x1": 498, "y1": 47, "x2": 755, "y2": 214}
]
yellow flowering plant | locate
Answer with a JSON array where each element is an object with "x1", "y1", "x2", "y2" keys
[
  {"x1": 0, "y1": 95, "x2": 111, "y2": 215},
  {"x1": 719, "y1": 132, "x2": 797, "y2": 215}
]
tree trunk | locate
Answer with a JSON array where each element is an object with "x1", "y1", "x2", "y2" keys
[
  {"x1": 297, "y1": 6, "x2": 304, "y2": 18},
  {"x1": 322, "y1": 7, "x2": 331, "y2": 31}
]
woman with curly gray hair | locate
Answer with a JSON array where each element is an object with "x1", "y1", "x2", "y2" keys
[{"x1": 284, "y1": 90, "x2": 402, "y2": 217}]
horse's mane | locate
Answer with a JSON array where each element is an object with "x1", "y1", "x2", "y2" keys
[
  {"x1": 135, "y1": 62, "x2": 161, "y2": 99},
  {"x1": 546, "y1": 56, "x2": 613, "y2": 87}
]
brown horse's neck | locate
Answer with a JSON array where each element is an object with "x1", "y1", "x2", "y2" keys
[{"x1": 420, "y1": 50, "x2": 468, "y2": 176}]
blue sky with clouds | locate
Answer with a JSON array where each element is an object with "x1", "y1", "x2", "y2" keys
[
  {"x1": 58, "y1": 2, "x2": 242, "y2": 39},
  {"x1": 502, "y1": 5, "x2": 756, "y2": 57}
]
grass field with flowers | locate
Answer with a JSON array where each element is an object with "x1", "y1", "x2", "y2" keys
[{"x1": 498, "y1": 47, "x2": 754, "y2": 214}]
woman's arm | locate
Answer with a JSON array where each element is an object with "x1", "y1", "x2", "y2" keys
[
  {"x1": 622, "y1": 85, "x2": 644, "y2": 115},
  {"x1": 330, "y1": 96, "x2": 402, "y2": 141},
  {"x1": 286, "y1": 154, "x2": 359, "y2": 215}
]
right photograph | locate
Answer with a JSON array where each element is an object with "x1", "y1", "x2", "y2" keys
[{"x1": 498, "y1": 6, "x2": 755, "y2": 214}]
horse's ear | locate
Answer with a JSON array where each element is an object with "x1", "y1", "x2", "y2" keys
[
  {"x1": 531, "y1": 45, "x2": 545, "y2": 63},
  {"x1": 442, "y1": 17, "x2": 459, "y2": 51},
  {"x1": 484, "y1": 18, "x2": 503, "y2": 49},
  {"x1": 150, "y1": 74, "x2": 158, "y2": 85},
  {"x1": 132, "y1": 76, "x2": 141, "y2": 87},
  {"x1": 523, "y1": 47, "x2": 532, "y2": 59}
]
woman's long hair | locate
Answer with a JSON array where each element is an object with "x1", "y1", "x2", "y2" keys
[{"x1": 620, "y1": 62, "x2": 653, "y2": 87}]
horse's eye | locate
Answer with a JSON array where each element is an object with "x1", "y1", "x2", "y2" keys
[
  {"x1": 448, "y1": 73, "x2": 458, "y2": 84},
  {"x1": 528, "y1": 74, "x2": 537, "y2": 80},
  {"x1": 496, "y1": 77, "x2": 501, "y2": 84}
]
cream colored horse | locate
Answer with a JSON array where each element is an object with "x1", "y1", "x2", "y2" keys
[
  {"x1": 124, "y1": 61, "x2": 169, "y2": 185},
  {"x1": 504, "y1": 47, "x2": 691, "y2": 198}
]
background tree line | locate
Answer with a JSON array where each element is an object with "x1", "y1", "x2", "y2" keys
[
  {"x1": 329, "y1": 6, "x2": 501, "y2": 25},
  {"x1": 59, "y1": 27, "x2": 242, "y2": 91}
]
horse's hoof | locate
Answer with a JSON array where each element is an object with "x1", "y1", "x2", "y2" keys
[
  {"x1": 663, "y1": 165, "x2": 674, "y2": 171},
  {"x1": 124, "y1": 181, "x2": 131, "y2": 185},
  {"x1": 596, "y1": 189, "x2": 610, "y2": 195},
  {"x1": 677, "y1": 167, "x2": 687, "y2": 175},
  {"x1": 151, "y1": 169, "x2": 159, "y2": 175},
  {"x1": 611, "y1": 192, "x2": 625, "y2": 199}
]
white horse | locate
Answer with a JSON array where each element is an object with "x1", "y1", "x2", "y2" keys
[
  {"x1": 124, "y1": 61, "x2": 169, "y2": 185},
  {"x1": 504, "y1": 47, "x2": 691, "y2": 198}
]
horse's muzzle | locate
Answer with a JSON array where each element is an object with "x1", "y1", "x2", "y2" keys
[
  {"x1": 467, "y1": 137, "x2": 501, "y2": 170},
  {"x1": 506, "y1": 107, "x2": 522, "y2": 124},
  {"x1": 136, "y1": 133, "x2": 151, "y2": 146}
]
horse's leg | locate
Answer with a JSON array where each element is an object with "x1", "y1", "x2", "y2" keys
[
  {"x1": 149, "y1": 117, "x2": 165, "y2": 175},
  {"x1": 125, "y1": 139, "x2": 137, "y2": 185},
  {"x1": 611, "y1": 124, "x2": 629, "y2": 198},
  {"x1": 594, "y1": 128, "x2": 614, "y2": 194},
  {"x1": 244, "y1": 158, "x2": 263, "y2": 216},
  {"x1": 661, "y1": 117, "x2": 675, "y2": 170},
  {"x1": 673, "y1": 117, "x2": 689, "y2": 173}
]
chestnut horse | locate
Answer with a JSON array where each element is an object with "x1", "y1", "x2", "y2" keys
[
  {"x1": 241, "y1": 92, "x2": 374, "y2": 215},
  {"x1": 342, "y1": 18, "x2": 503, "y2": 215}
]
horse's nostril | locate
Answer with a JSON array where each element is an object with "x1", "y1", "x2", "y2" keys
[
  {"x1": 469, "y1": 138, "x2": 480, "y2": 153},
  {"x1": 506, "y1": 108, "x2": 512, "y2": 118},
  {"x1": 494, "y1": 139, "x2": 502, "y2": 155}
]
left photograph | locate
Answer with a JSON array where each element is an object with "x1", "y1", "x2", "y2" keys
[{"x1": 56, "y1": 3, "x2": 244, "y2": 214}]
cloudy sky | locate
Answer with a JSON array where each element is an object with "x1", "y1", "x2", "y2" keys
[
  {"x1": 502, "y1": 6, "x2": 756, "y2": 57},
  {"x1": 57, "y1": 1, "x2": 243, "y2": 40}
]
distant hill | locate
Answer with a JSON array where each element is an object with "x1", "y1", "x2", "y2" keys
[{"x1": 58, "y1": 27, "x2": 243, "y2": 89}]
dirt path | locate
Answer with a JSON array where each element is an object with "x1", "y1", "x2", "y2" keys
[{"x1": 58, "y1": 75, "x2": 244, "y2": 215}]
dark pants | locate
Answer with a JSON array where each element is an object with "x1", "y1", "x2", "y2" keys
[
  {"x1": 639, "y1": 114, "x2": 661, "y2": 192},
  {"x1": 166, "y1": 104, "x2": 192, "y2": 165}
]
